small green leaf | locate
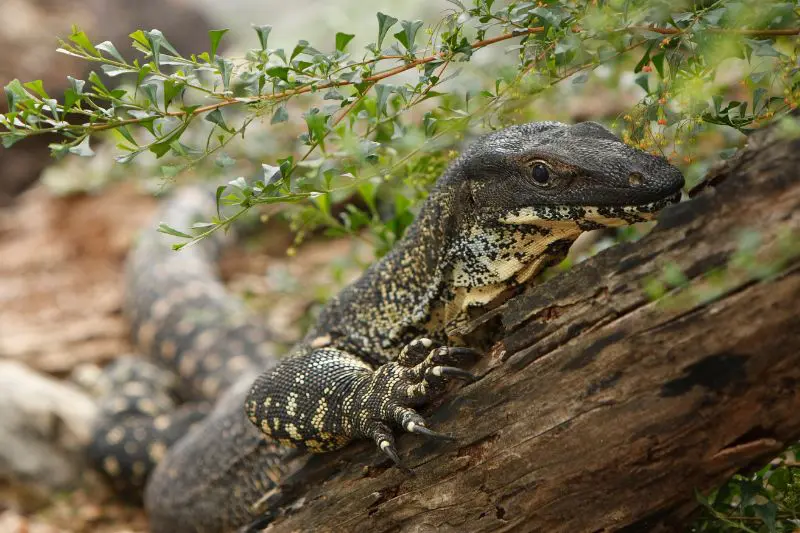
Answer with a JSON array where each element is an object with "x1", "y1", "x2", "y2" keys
[
  {"x1": 694, "y1": 488, "x2": 710, "y2": 507},
  {"x1": 266, "y1": 66, "x2": 290, "y2": 82},
  {"x1": 96, "y1": 41, "x2": 125, "y2": 62},
  {"x1": 63, "y1": 87, "x2": 81, "y2": 113},
  {"x1": 634, "y1": 43, "x2": 653, "y2": 73},
  {"x1": 291, "y1": 40, "x2": 308, "y2": 60},
  {"x1": 335, "y1": 32, "x2": 355, "y2": 52},
  {"x1": 208, "y1": 29, "x2": 229, "y2": 59},
  {"x1": 191, "y1": 221, "x2": 216, "y2": 229},
  {"x1": 303, "y1": 107, "x2": 328, "y2": 150},
  {"x1": 69, "y1": 136, "x2": 94, "y2": 157},
  {"x1": 157, "y1": 223, "x2": 193, "y2": 239},
  {"x1": 68, "y1": 137, "x2": 95, "y2": 157},
  {"x1": 634, "y1": 73, "x2": 649, "y2": 93},
  {"x1": 753, "y1": 87, "x2": 767, "y2": 113},
  {"x1": 532, "y1": 6, "x2": 563, "y2": 29},
  {"x1": 148, "y1": 121, "x2": 188, "y2": 158},
  {"x1": 262, "y1": 163, "x2": 282, "y2": 185},
  {"x1": 205, "y1": 108, "x2": 233, "y2": 132},
  {"x1": 162, "y1": 79, "x2": 184, "y2": 109},
  {"x1": 229, "y1": 177, "x2": 248, "y2": 191},
  {"x1": 278, "y1": 155, "x2": 294, "y2": 182},
  {"x1": 423, "y1": 111, "x2": 437, "y2": 137},
  {"x1": 745, "y1": 39, "x2": 781, "y2": 58},
  {"x1": 69, "y1": 27, "x2": 99, "y2": 56},
  {"x1": 271, "y1": 105, "x2": 289, "y2": 124},
  {"x1": 215, "y1": 152, "x2": 236, "y2": 168},
  {"x1": 101, "y1": 64, "x2": 136, "y2": 77},
  {"x1": 135, "y1": 64, "x2": 153, "y2": 94},
  {"x1": 160, "y1": 164, "x2": 181, "y2": 178},
  {"x1": 753, "y1": 502, "x2": 777, "y2": 533},
  {"x1": 88, "y1": 71, "x2": 112, "y2": 95},
  {"x1": 376, "y1": 12, "x2": 398, "y2": 49},
  {"x1": 114, "y1": 150, "x2": 140, "y2": 164},
  {"x1": 3, "y1": 134, "x2": 26, "y2": 148},
  {"x1": 68, "y1": 76, "x2": 85, "y2": 95},
  {"x1": 253, "y1": 25, "x2": 272, "y2": 51},
  {"x1": 215, "y1": 185, "x2": 226, "y2": 218},
  {"x1": 652, "y1": 52, "x2": 665, "y2": 78},
  {"x1": 23, "y1": 80, "x2": 49, "y2": 99},
  {"x1": 423, "y1": 60, "x2": 443, "y2": 78},
  {"x1": 571, "y1": 73, "x2": 588, "y2": 84},
  {"x1": 129, "y1": 30, "x2": 150, "y2": 50},
  {"x1": 116, "y1": 126, "x2": 137, "y2": 146},
  {"x1": 216, "y1": 57, "x2": 234, "y2": 89},
  {"x1": 393, "y1": 20, "x2": 423, "y2": 51},
  {"x1": 5, "y1": 79, "x2": 32, "y2": 110},
  {"x1": 374, "y1": 84, "x2": 394, "y2": 116},
  {"x1": 140, "y1": 82, "x2": 159, "y2": 106},
  {"x1": 146, "y1": 29, "x2": 180, "y2": 56}
]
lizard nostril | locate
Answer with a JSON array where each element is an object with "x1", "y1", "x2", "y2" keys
[{"x1": 628, "y1": 172, "x2": 643, "y2": 186}]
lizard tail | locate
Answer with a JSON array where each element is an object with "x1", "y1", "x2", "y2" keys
[{"x1": 87, "y1": 186, "x2": 278, "y2": 498}]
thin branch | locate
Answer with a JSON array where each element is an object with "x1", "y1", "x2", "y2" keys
[
  {"x1": 6, "y1": 27, "x2": 546, "y2": 136},
  {"x1": 630, "y1": 25, "x2": 800, "y2": 36}
]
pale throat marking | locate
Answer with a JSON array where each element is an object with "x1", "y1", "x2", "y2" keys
[
  {"x1": 413, "y1": 202, "x2": 658, "y2": 339},
  {"x1": 439, "y1": 213, "x2": 589, "y2": 332}
]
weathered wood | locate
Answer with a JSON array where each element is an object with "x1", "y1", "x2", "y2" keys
[{"x1": 261, "y1": 121, "x2": 800, "y2": 533}]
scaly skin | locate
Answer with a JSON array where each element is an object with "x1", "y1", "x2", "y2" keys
[{"x1": 87, "y1": 121, "x2": 684, "y2": 532}]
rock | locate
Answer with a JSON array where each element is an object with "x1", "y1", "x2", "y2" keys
[
  {"x1": 0, "y1": 361, "x2": 98, "y2": 500},
  {"x1": 0, "y1": 0, "x2": 212, "y2": 205}
]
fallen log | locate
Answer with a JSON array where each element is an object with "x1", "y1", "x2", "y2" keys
[{"x1": 260, "y1": 117, "x2": 800, "y2": 533}]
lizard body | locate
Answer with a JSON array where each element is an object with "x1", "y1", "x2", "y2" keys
[{"x1": 87, "y1": 121, "x2": 684, "y2": 532}]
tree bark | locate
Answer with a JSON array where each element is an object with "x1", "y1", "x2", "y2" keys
[{"x1": 261, "y1": 119, "x2": 800, "y2": 533}]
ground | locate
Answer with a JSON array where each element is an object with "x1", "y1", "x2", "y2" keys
[{"x1": 0, "y1": 180, "x2": 365, "y2": 532}]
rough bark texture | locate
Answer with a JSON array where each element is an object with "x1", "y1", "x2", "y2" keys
[{"x1": 258, "y1": 120, "x2": 800, "y2": 533}]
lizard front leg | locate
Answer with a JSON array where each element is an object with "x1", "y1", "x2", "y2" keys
[{"x1": 245, "y1": 340, "x2": 478, "y2": 465}]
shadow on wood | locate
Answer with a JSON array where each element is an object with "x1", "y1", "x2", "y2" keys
[{"x1": 259, "y1": 118, "x2": 800, "y2": 533}]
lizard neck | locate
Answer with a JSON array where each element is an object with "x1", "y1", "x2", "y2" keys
[
  {"x1": 311, "y1": 178, "x2": 581, "y2": 359},
  {"x1": 309, "y1": 182, "x2": 461, "y2": 358}
]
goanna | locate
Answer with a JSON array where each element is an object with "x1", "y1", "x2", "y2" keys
[{"x1": 87, "y1": 121, "x2": 684, "y2": 532}]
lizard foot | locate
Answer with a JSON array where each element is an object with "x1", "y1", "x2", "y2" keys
[{"x1": 356, "y1": 339, "x2": 480, "y2": 468}]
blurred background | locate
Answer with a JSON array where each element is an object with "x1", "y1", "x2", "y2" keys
[{"x1": 0, "y1": 0, "x2": 796, "y2": 531}]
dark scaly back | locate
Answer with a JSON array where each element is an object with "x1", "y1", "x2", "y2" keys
[{"x1": 88, "y1": 188, "x2": 278, "y2": 497}]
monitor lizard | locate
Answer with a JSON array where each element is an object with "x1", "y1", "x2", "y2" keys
[{"x1": 87, "y1": 121, "x2": 684, "y2": 532}]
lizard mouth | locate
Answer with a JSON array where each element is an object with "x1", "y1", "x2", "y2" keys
[
  {"x1": 617, "y1": 190, "x2": 683, "y2": 220},
  {"x1": 626, "y1": 190, "x2": 683, "y2": 213},
  {"x1": 498, "y1": 190, "x2": 682, "y2": 226}
]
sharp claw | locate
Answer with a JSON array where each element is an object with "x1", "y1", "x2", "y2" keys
[
  {"x1": 435, "y1": 366, "x2": 477, "y2": 382},
  {"x1": 378, "y1": 439, "x2": 413, "y2": 474},
  {"x1": 408, "y1": 423, "x2": 456, "y2": 441},
  {"x1": 379, "y1": 439, "x2": 401, "y2": 464},
  {"x1": 446, "y1": 347, "x2": 482, "y2": 358}
]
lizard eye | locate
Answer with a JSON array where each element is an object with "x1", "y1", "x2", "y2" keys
[{"x1": 531, "y1": 162, "x2": 551, "y2": 185}]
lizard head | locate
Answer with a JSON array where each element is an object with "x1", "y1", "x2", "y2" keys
[
  {"x1": 433, "y1": 121, "x2": 684, "y2": 327},
  {"x1": 452, "y1": 120, "x2": 684, "y2": 227}
]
